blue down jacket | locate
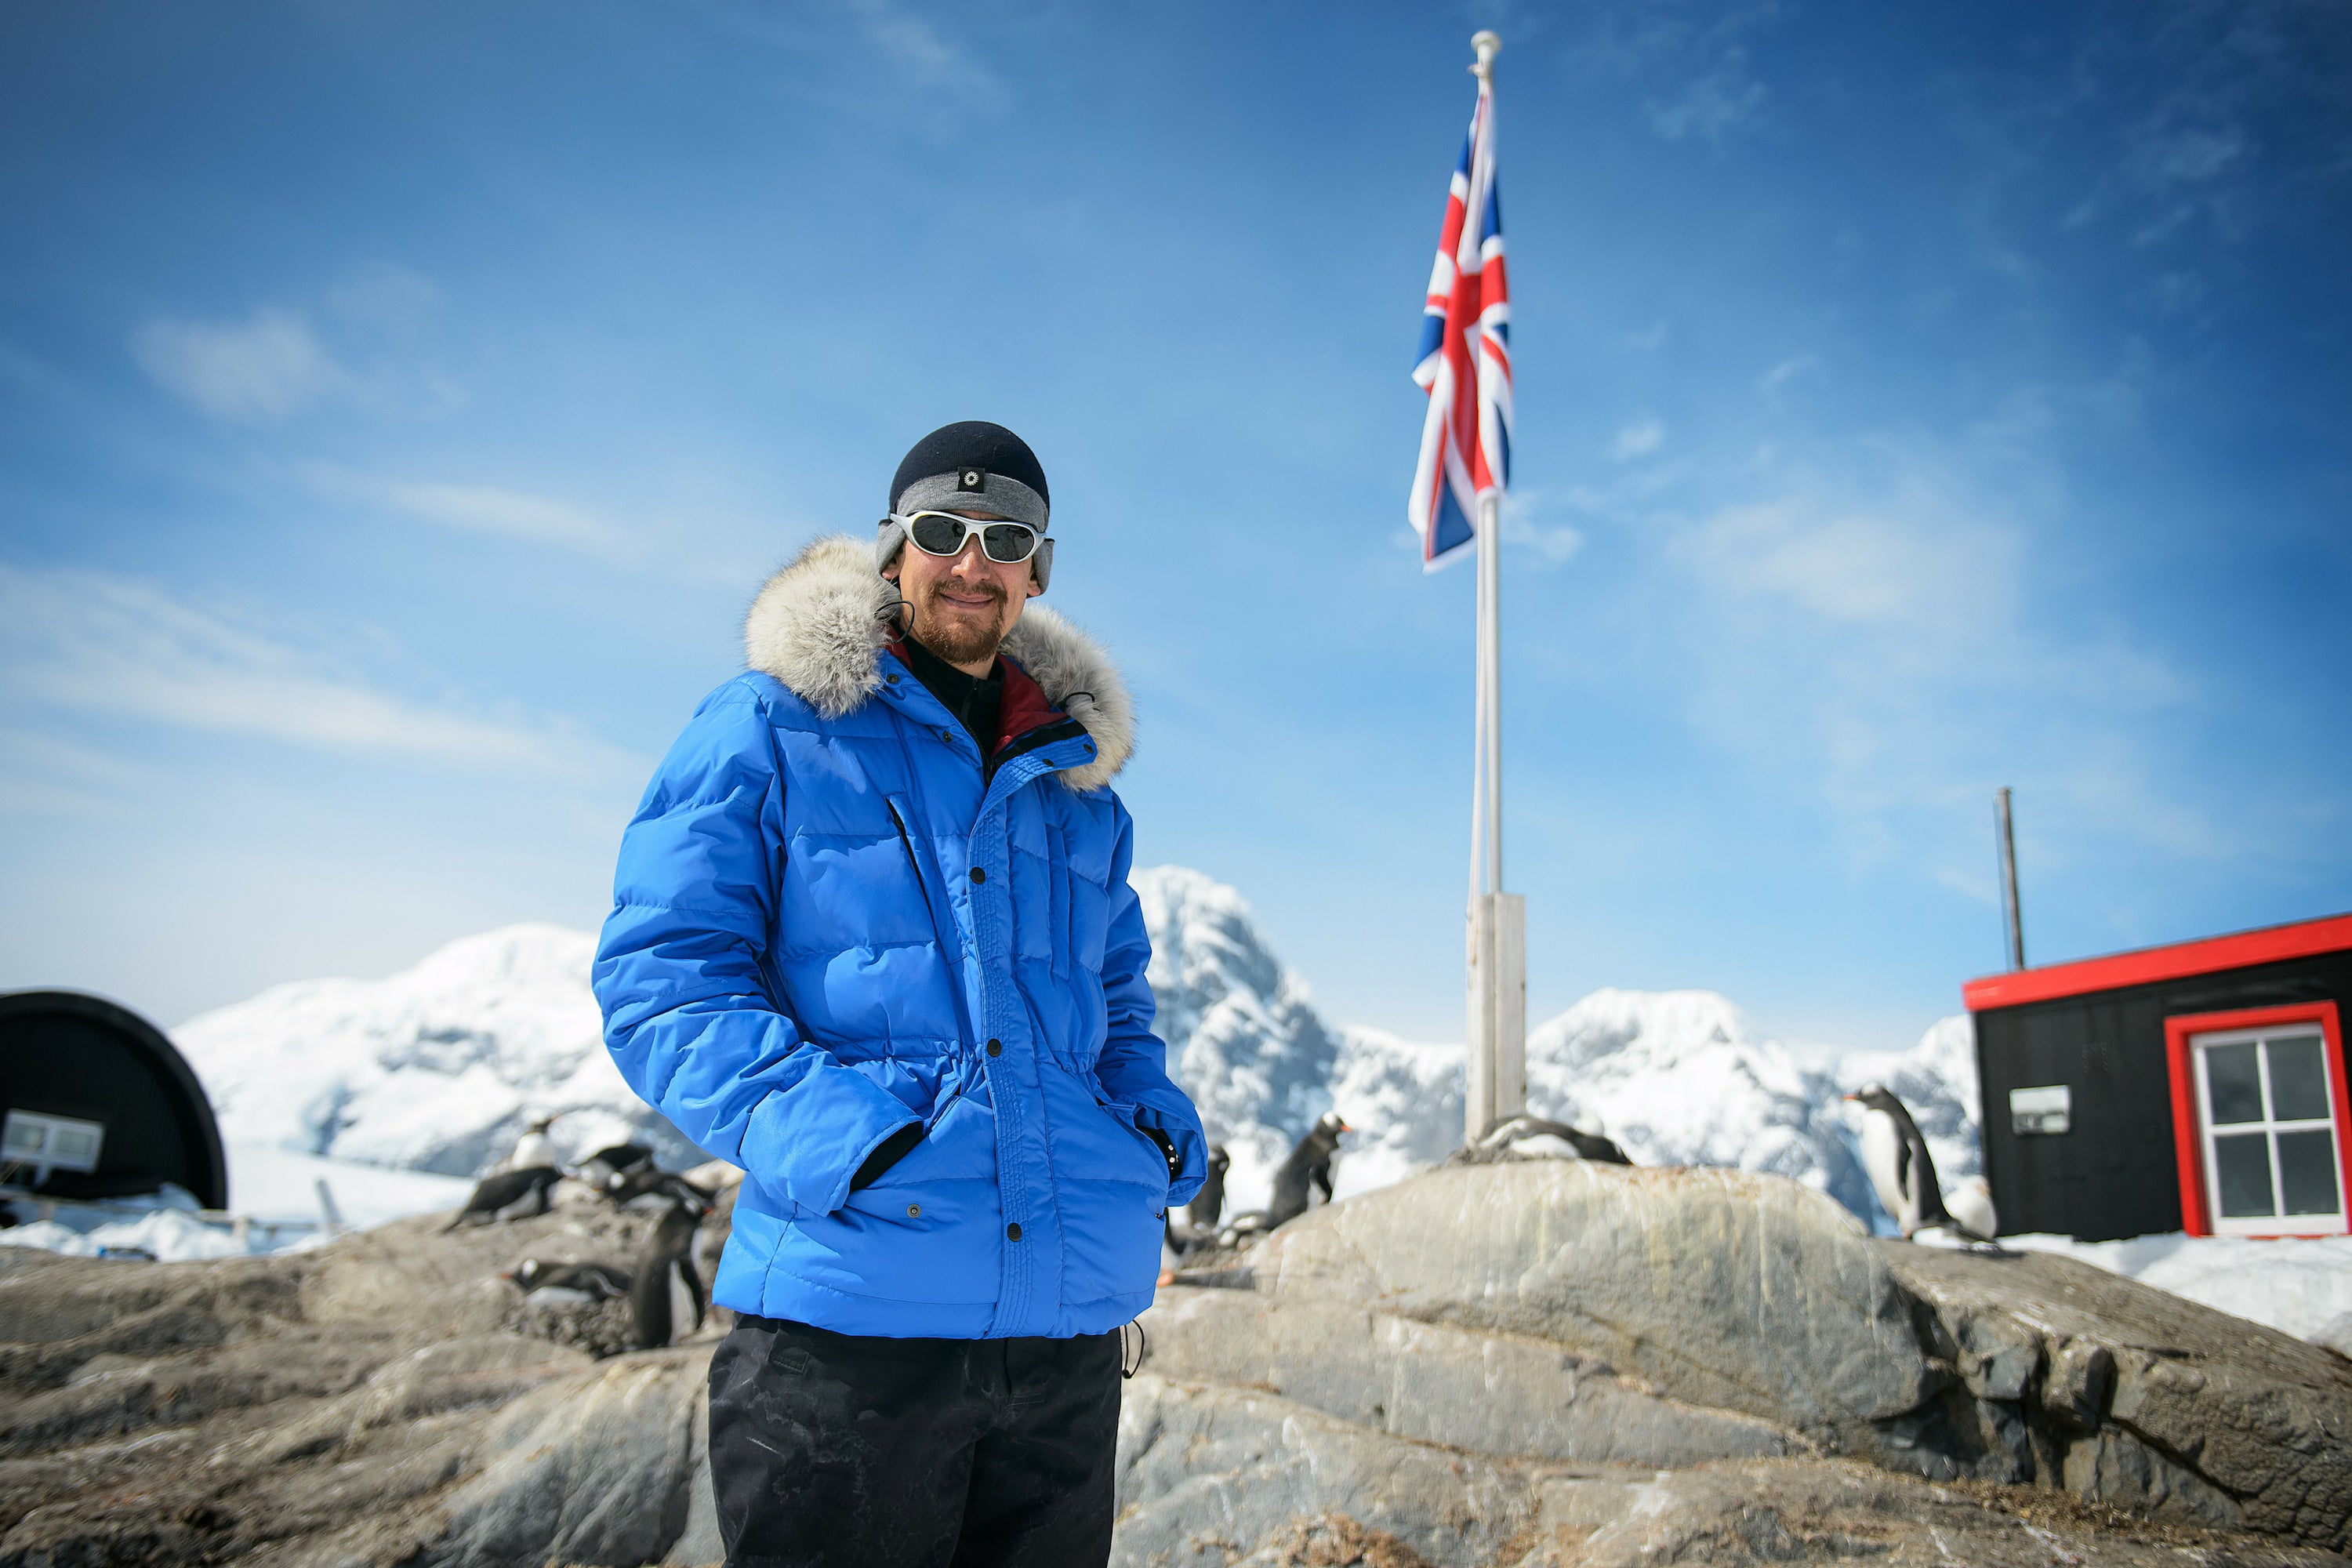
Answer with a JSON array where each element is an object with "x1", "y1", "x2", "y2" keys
[{"x1": 593, "y1": 535, "x2": 1205, "y2": 1338}]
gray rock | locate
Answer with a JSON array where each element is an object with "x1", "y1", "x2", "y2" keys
[
  {"x1": 1235, "y1": 1160, "x2": 1942, "y2": 1455},
  {"x1": 1116, "y1": 1374, "x2": 2347, "y2": 1567},
  {"x1": 1114, "y1": 1373, "x2": 1548, "y2": 1567},
  {"x1": 2066, "y1": 1426, "x2": 2245, "y2": 1530},
  {"x1": 1883, "y1": 1240, "x2": 2352, "y2": 1552},
  {"x1": 412, "y1": 1348, "x2": 707, "y2": 1567},
  {"x1": 1141, "y1": 1287, "x2": 1809, "y2": 1468},
  {"x1": 664, "y1": 1385, "x2": 724, "y2": 1567},
  {"x1": 2046, "y1": 1338, "x2": 2118, "y2": 1429}
]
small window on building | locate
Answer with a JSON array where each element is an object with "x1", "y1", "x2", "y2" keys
[{"x1": 2188, "y1": 1024, "x2": 2345, "y2": 1236}]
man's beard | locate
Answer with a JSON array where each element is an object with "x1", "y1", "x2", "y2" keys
[{"x1": 910, "y1": 578, "x2": 1009, "y2": 666}]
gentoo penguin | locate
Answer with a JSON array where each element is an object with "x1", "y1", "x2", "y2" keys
[
  {"x1": 1843, "y1": 1084, "x2": 1969, "y2": 1240},
  {"x1": 608, "y1": 1165, "x2": 716, "y2": 1210},
  {"x1": 442, "y1": 1164, "x2": 562, "y2": 1231},
  {"x1": 506, "y1": 1114, "x2": 561, "y2": 1173},
  {"x1": 627, "y1": 1196, "x2": 709, "y2": 1348},
  {"x1": 1475, "y1": 1114, "x2": 1633, "y2": 1166},
  {"x1": 579, "y1": 1142, "x2": 654, "y2": 1192},
  {"x1": 1190, "y1": 1142, "x2": 1230, "y2": 1232},
  {"x1": 1946, "y1": 1175, "x2": 1998, "y2": 1242},
  {"x1": 1265, "y1": 1112, "x2": 1351, "y2": 1229},
  {"x1": 1163, "y1": 1143, "x2": 1230, "y2": 1257},
  {"x1": 696, "y1": 1178, "x2": 739, "y2": 1287},
  {"x1": 503, "y1": 1258, "x2": 630, "y2": 1307}
]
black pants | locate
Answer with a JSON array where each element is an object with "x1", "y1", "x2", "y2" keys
[{"x1": 707, "y1": 1313, "x2": 1123, "y2": 1568}]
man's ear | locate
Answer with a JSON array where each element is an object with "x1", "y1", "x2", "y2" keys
[{"x1": 1025, "y1": 574, "x2": 1044, "y2": 600}]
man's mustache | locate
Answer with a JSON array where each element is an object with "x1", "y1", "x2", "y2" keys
[{"x1": 926, "y1": 577, "x2": 1006, "y2": 608}]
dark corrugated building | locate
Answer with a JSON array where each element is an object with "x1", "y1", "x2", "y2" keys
[
  {"x1": 1964, "y1": 913, "x2": 2351, "y2": 1242},
  {"x1": 0, "y1": 990, "x2": 228, "y2": 1210}
]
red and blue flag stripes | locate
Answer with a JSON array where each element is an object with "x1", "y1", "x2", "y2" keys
[{"x1": 1408, "y1": 68, "x2": 1512, "y2": 571}]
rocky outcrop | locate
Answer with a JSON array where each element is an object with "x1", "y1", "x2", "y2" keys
[
  {"x1": 1150, "y1": 1160, "x2": 2352, "y2": 1555},
  {"x1": 1886, "y1": 1240, "x2": 2352, "y2": 1544},
  {"x1": 1142, "y1": 1288, "x2": 1806, "y2": 1468},
  {"x1": 5, "y1": 1162, "x2": 2348, "y2": 1567},
  {"x1": 1115, "y1": 1374, "x2": 2340, "y2": 1567},
  {"x1": 0, "y1": 1207, "x2": 724, "y2": 1568},
  {"x1": 1224, "y1": 1163, "x2": 1938, "y2": 1459}
]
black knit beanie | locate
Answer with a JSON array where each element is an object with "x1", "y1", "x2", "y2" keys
[{"x1": 878, "y1": 421, "x2": 1054, "y2": 587}]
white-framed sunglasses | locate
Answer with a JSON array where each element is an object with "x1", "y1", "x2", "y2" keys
[{"x1": 894, "y1": 511, "x2": 1043, "y2": 564}]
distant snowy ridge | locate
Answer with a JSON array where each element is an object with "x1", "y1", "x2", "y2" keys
[
  {"x1": 1134, "y1": 866, "x2": 1976, "y2": 1230},
  {"x1": 174, "y1": 924, "x2": 680, "y2": 1178},
  {"x1": 172, "y1": 871, "x2": 1976, "y2": 1241},
  {"x1": 1327, "y1": 991, "x2": 1977, "y2": 1226}
]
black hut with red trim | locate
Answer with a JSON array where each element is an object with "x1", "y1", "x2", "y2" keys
[{"x1": 1963, "y1": 913, "x2": 2352, "y2": 1242}]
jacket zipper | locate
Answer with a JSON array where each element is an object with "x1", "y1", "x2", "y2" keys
[{"x1": 887, "y1": 797, "x2": 982, "y2": 1129}]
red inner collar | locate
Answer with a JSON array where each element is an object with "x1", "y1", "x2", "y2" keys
[{"x1": 889, "y1": 640, "x2": 1069, "y2": 760}]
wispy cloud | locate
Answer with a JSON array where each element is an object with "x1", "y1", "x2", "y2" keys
[
  {"x1": 1647, "y1": 437, "x2": 2203, "y2": 878},
  {"x1": 0, "y1": 563, "x2": 630, "y2": 775},
  {"x1": 1758, "y1": 353, "x2": 1820, "y2": 394},
  {"x1": 1566, "y1": 0, "x2": 1778, "y2": 144},
  {"x1": 132, "y1": 308, "x2": 350, "y2": 423},
  {"x1": 848, "y1": 0, "x2": 1003, "y2": 109},
  {"x1": 1499, "y1": 489, "x2": 1586, "y2": 564},
  {"x1": 304, "y1": 464, "x2": 637, "y2": 561},
  {"x1": 701, "y1": 0, "x2": 1004, "y2": 123},
  {"x1": 1610, "y1": 418, "x2": 1665, "y2": 461},
  {"x1": 1648, "y1": 53, "x2": 1766, "y2": 143},
  {"x1": 132, "y1": 267, "x2": 461, "y2": 424}
]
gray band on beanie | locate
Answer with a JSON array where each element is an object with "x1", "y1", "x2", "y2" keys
[{"x1": 893, "y1": 470, "x2": 1048, "y2": 531}]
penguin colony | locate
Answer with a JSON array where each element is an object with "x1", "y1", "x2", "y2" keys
[
  {"x1": 470, "y1": 1077, "x2": 2000, "y2": 1317},
  {"x1": 455, "y1": 1121, "x2": 739, "y2": 1350}
]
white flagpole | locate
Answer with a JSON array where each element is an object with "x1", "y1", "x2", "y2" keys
[{"x1": 1464, "y1": 30, "x2": 1524, "y2": 1146}]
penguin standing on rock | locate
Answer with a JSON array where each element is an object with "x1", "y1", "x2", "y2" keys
[
  {"x1": 1947, "y1": 1175, "x2": 1998, "y2": 1242},
  {"x1": 443, "y1": 1165, "x2": 562, "y2": 1231},
  {"x1": 1163, "y1": 1144, "x2": 1229, "y2": 1256},
  {"x1": 628, "y1": 1195, "x2": 710, "y2": 1348},
  {"x1": 1265, "y1": 1112, "x2": 1350, "y2": 1229},
  {"x1": 1844, "y1": 1083, "x2": 1984, "y2": 1240},
  {"x1": 506, "y1": 1114, "x2": 561, "y2": 1173}
]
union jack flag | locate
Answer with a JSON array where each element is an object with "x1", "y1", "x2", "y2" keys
[{"x1": 1408, "y1": 68, "x2": 1511, "y2": 570}]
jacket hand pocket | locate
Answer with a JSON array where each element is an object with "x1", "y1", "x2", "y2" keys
[{"x1": 847, "y1": 1122, "x2": 924, "y2": 1193}]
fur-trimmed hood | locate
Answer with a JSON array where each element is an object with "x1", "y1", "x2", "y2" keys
[{"x1": 743, "y1": 534, "x2": 1134, "y2": 792}]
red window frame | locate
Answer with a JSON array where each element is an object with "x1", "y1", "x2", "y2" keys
[{"x1": 2164, "y1": 1000, "x2": 2352, "y2": 1238}]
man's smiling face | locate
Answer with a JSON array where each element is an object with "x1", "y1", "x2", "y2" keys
[{"x1": 884, "y1": 509, "x2": 1044, "y2": 673}]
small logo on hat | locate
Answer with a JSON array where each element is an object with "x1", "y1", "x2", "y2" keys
[{"x1": 957, "y1": 467, "x2": 986, "y2": 492}]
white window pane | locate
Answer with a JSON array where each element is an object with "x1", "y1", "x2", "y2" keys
[
  {"x1": 2266, "y1": 1036, "x2": 2332, "y2": 1123},
  {"x1": 2206, "y1": 1043, "x2": 2264, "y2": 1124},
  {"x1": 2278, "y1": 1130, "x2": 2342, "y2": 1218},
  {"x1": 2214, "y1": 1131, "x2": 2276, "y2": 1218}
]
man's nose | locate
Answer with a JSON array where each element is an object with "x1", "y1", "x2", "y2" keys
[{"x1": 949, "y1": 537, "x2": 989, "y2": 575}]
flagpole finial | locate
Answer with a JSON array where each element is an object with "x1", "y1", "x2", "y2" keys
[{"x1": 1470, "y1": 31, "x2": 1501, "y2": 80}]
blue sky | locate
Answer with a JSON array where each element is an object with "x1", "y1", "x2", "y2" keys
[{"x1": 3, "y1": 1, "x2": 2347, "y2": 1049}]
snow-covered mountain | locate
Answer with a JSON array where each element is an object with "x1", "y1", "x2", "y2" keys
[
  {"x1": 174, "y1": 924, "x2": 695, "y2": 1177},
  {"x1": 173, "y1": 869, "x2": 1982, "y2": 1236},
  {"x1": 1134, "y1": 866, "x2": 1341, "y2": 1212}
]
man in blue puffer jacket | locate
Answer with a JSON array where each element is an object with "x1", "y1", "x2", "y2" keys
[{"x1": 593, "y1": 421, "x2": 1206, "y2": 1567}]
